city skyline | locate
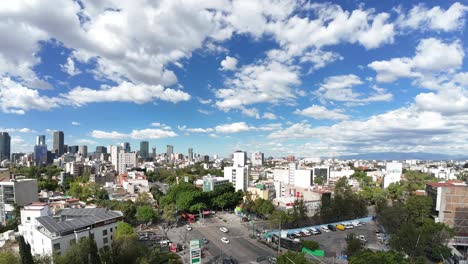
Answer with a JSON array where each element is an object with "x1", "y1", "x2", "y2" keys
[{"x1": 0, "y1": 1, "x2": 467, "y2": 158}]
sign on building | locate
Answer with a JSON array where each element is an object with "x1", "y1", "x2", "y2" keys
[{"x1": 190, "y1": 240, "x2": 201, "y2": 264}]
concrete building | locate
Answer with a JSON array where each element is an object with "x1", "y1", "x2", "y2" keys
[
  {"x1": 188, "y1": 148, "x2": 193, "y2": 161},
  {"x1": 18, "y1": 204, "x2": 123, "y2": 257},
  {"x1": 151, "y1": 147, "x2": 156, "y2": 158},
  {"x1": 251, "y1": 151, "x2": 264, "y2": 166},
  {"x1": 121, "y1": 142, "x2": 131, "y2": 153},
  {"x1": 118, "y1": 171, "x2": 149, "y2": 194},
  {"x1": 166, "y1": 145, "x2": 174, "y2": 160},
  {"x1": 224, "y1": 165, "x2": 249, "y2": 192},
  {"x1": 140, "y1": 141, "x2": 149, "y2": 159},
  {"x1": 233, "y1": 151, "x2": 247, "y2": 167},
  {"x1": 78, "y1": 145, "x2": 88, "y2": 158},
  {"x1": 53, "y1": 131, "x2": 64, "y2": 156},
  {"x1": 117, "y1": 151, "x2": 137, "y2": 174},
  {"x1": 288, "y1": 163, "x2": 297, "y2": 185},
  {"x1": 67, "y1": 145, "x2": 79, "y2": 154},
  {"x1": 383, "y1": 161, "x2": 403, "y2": 188},
  {"x1": 95, "y1": 146, "x2": 107, "y2": 155},
  {"x1": 294, "y1": 169, "x2": 313, "y2": 187},
  {"x1": 313, "y1": 166, "x2": 330, "y2": 185},
  {"x1": 247, "y1": 182, "x2": 276, "y2": 201},
  {"x1": 34, "y1": 145, "x2": 48, "y2": 165},
  {"x1": 0, "y1": 179, "x2": 38, "y2": 224},
  {"x1": 0, "y1": 132, "x2": 11, "y2": 161},
  {"x1": 202, "y1": 175, "x2": 229, "y2": 192},
  {"x1": 110, "y1": 145, "x2": 122, "y2": 170},
  {"x1": 426, "y1": 181, "x2": 468, "y2": 245}
]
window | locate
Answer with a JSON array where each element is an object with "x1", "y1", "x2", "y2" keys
[
  {"x1": 103, "y1": 237, "x2": 108, "y2": 244},
  {"x1": 110, "y1": 228, "x2": 113, "y2": 232},
  {"x1": 53, "y1": 243, "x2": 61, "y2": 251},
  {"x1": 102, "y1": 229, "x2": 108, "y2": 236},
  {"x1": 27, "y1": 217, "x2": 30, "y2": 221}
]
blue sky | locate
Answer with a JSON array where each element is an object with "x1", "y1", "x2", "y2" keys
[{"x1": 1, "y1": 0, "x2": 468, "y2": 158}]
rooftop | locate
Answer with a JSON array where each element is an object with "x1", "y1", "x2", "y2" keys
[{"x1": 427, "y1": 180, "x2": 467, "y2": 188}]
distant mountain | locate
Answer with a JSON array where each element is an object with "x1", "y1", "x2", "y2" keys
[{"x1": 335, "y1": 152, "x2": 468, "y2": 161}]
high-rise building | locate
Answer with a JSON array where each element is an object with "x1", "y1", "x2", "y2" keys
[
  {"x1": 224, "y1": 166, "x2": 249, "y2": 192},
  {"x1": 121, "y1": 142, "x2": 131, "y2": 153},
  {"x1": 78, "y1": 145, "x2": 88, "y2": 157},
  {"x1": 68, "y1": 145, "x2": 79, "y2": 154},
  {"x1": 251, "y1": 151, "x2": 264, "y2": 166},
  {"x1": 0, "y1": 179, "x2": 38, "y2": 224},
  {"x1": 383, "y1": 161, "x2": 402, "y2": 188},
  {"x1": 166, "y1": 145, "x2": 174, "y2": 160},
  {"x1": 95, "y1": 146, "x2": 107, "y2": 154},
  {"x1": 188, "y1": 148, "x2": 193, "y2": 161},
  {"x1": 233, "y1": 150, "x2": 247, "y2": 167},
  {"x1": 151, "y1": 147, "x2": 156, "y2": 158},
  {"x1": 53, "y1": 131, "x2": 64, "y2": 156},
  {"x1": 117, "y1": 151, "x2": 137, "y2": 174},
  {"x1": 140, "y1": 141, "x2": 149, "y2": 159},
  {"x1": 36, "y1": 135, "x2": 46, "y2": 146},
  {"x1": 0, "y1": 132, "x2": 11, "y2": 161},
  {"x1": 110, "y1": 145, "x2": 122, "y2": 169},
  {"x1": 34, "y1": 145, "x2": 48, "y2": 165}
]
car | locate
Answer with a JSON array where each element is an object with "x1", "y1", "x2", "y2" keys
[
  {"x1": 327, "y1": 224, "x2": 337, "y2": 231},
  {"x1": 287, "y1": 233, "x2": 297, "y2": 239},
  {"x1": 299, "y1": 231, "x2": 306, "y2": 237},
  {"x1": 320, "y1": 225, "x2": 330, "y2": 232},
  {"x1": 294, "y1": 231, "x2": 302, "y2": 237},
  {"x1": 219, "y1": 227, "x2": 229, "y2": 233},
  {"x1": 185, "y1": 225, "x2": 192, "y2": 231},
  {"x1": 308, "y1": 228, "x2": 320, "y2": 235},
  {"x1": 343, "y1": 223, "x2": 354, "y2": 229},
  {"x1": 221, "y1": 237, "x2": 230, "y2": 244},
  {"x1": 301, "y1": 229, "x2": 311, "y2": 236},
  {"x1": 352, "y1": 221, "x2": 362, "y2": 227},
  {"x1": 336, "y1": 224, "x2": 346, "y2": 231},
  {"x1": 201, "y1": 238, "x2": 209, "y2": 244}
]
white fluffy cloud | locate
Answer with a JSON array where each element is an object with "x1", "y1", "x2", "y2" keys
[
  {"x1": 63, "y1": 81, "x2": 190, "y2": 105},
  {"x1": 214, "y1": 122, "x2": 251, "y2": 133},
  {"x1": 0, "y1": 77, "x2": 60, "y2": 114},
  {"x1": 262, "y1": 112, "x2": 277, "y2": 120},
  {"x1": 76, "y1": 139, "x2": 97, "y2": 145},
  {"x1": 294, "y1": 105, "x2": 348, "y2": 120},
  {"x1": 220, "y1": 56, "x2": 238, "y2": 71},
  {"x1": 0, "y1": 128, "x2": 36, "y2": 133},
  {"x1": 61, "y1": 57, "x2": 81, "y2": 76},
  {"x1": 71, "y1": 121, "x2": 80, "y2": 126},
  {"x1": 369, "y1": 38, "x2": 464, "y2": 82},
  {"x1": 316, "y1": 74, "x2": 393, "y2": 103},
  {"x1": 179, "y1": 122, "x2": 282, "y2": 134},
  {"x1": 397, "y1": 2, "x2": 468, "y2": 31},
  {"x1": 91, "y1": 128, "x2": 177, "y2": 139}
]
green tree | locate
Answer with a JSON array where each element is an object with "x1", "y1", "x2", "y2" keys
[
  {"x1": 136, "y1": 205, "x2": 156, "y2": 222},
  {"x1": 17, "y1": 235, "x2": 34, "y2": 264},
  {"x1": 349, "y1": 250, "x2": 410, "y2": 264},
  {"x1": 135, "y1": 192, "x2": 153, "y2": 206},
  {"x1": 301, "y1": 240, "x2": 319, "y2": 250},
  {"x1": 54, "y1": 237, "x2": 100, "y2": 264},
  {"x1": 269, "y1": 210, "x2": 290, "y2": 229},
  {"x1": 405, "y1": 196, "x2": 432, "y2": 225},
  {"x1": 0, "y1": 252, "x2": 20, "y2": 264},
  {"x1": 291, "y1": 199, "x2": 308, "y2": 226},
  {"x1": 161, "y1": 204, "x2": 177, "y2": 238},
  {"x1": 115, "y1": 222, "x2": 138, "y2": 240},
  {"x1": 277, "y1": 251, "x2": 310, "y2": 264},
  {"x1": 345, "y1": 233, "x2": 363, "y2": 257}
]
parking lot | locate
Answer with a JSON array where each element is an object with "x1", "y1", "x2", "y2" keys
[
  {"x1": 300, "y1": 220, "x2": 390, "y2": 257},
  {"x1": 166, "y1": 212, "x2": 276, "y2": 263}
]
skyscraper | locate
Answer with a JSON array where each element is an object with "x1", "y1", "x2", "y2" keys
[
  {"x1": 0, "y1": 132, "x2": 11, "y2": 161},
  {"x1": 95, "y1": 146, "x2": 107, "y2": 154},
  {"x1": 36, "y1": 135, "x2": 46, "y2": 146},
  {"x1": 140, "y1": 141, "x2": 149, "y2": 159},
  {"x1": 233, "y1": 150, "x2": 247, "y2": 167},
  {"x1": 188, "y1": 148, "x2": 193, "y2": 161},
  {"x1": 53, "y1": 131, "x2": 64, "y2": 156},
  {"x1": 151, "y1": 147, "x2": 156, "y2": 158},
  {"x1": 166, "y1": 145, "x2": 174, "y2": 160},
  {"x1": 121, "y1": 142, "x2": 131, "y2": 153},
  {"x1": 78, "y1": 145, "x2": 88, "y2": 157}
]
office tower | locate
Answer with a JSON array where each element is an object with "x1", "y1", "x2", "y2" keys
[
  {"x1": 0, "y1": 132, "x2": 11, "y2": 161},
  {"x1": 53, "y1": 131, "x2": 64, "y2": 156},
  {"x1": 68, "y1": 145, "x2": 78, "y2": 154},
  {"x1": 166, "y1": 145, "x2": 174, "y2": 160},
  {"x1": 117, "y1": 151, "x2": 137, "y2": 174},
  {"x1": 203, "y1": 155, "x2": 209, "y2": 163},
  {"x1": 251, "y1": 151, "x2": 264, "y2": 166},
  {"x1": 110, "y1": 145, "x2": 122, "y2": 169},
  {"x1": 95, "y1": 146, "x2": 107, "y2": 154},
  {"x1": 34, "y1": 145, "x2": 48, "y2": 165},
  {"x1": 233, "y1": 150, "x2": 247, "y2": 167},
  {"x1": 151, "y1": 147, "x2": 156, "y2": 158},
  {"x1": 188, "y1": 148, "x2": 193, "y2": 161},
  {"x1": 36, "y1": 135, "x2": 46, "y2": 146},
  {"x1": 140, "y1": 141, "x2": 149, "y2": 159},
  {"x1": 121, "y1": 142, "x2": 131, "y2": 153},
  {"x1": 79, "y1": 145, "x2": 88, "y2": 157}
]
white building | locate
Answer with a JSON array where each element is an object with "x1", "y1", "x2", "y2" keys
[
  {"x1": 117, "y1": 151, "x2": 137, "y2": 174},
  {"x1": 233, "y1": 151, "x2": 247, "y2": 167},
  {"x1": 251, "y1": 151, "x2": 264, "y2": 166},
  {"x1": 294, "y1": 169, "x2": 313, "y2": 187},
  {"x1": 118, "y1": 171, "x2": 149, "y2": 194},
  {"x1": 383, "y1": 161, "x2": 403, "y2": 188},
  {"x1": 110, "y1": 145, "x2": 122, "y2": 170},
  {"x1": 288, "y1": 163, "x2": 297, "y2": 185},
  {"x1": 0, "y1": 179, "x2": 38, "y2": 224},
  {"x1": 224, "y1": 166, "x2": 249, "y2": 192},
  {"x1": 19, "y1": 203, "x2": 123, "y2": 257},
  {"x1": 202, "y1": 175, "x2": 229, "y2": 192}
]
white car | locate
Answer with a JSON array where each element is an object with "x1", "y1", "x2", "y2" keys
[
  {"x1": 185, "y1": 225, "x2": 192, "y2": 231},
  {"x1": 352, "y1": 221, "x2": 362, "y2": 227},
  {"x1": 343, "y1": 223, "x2": 354, "y2": 229},
  {"x1": 301, "y1": 229, "x2": 311, "y2": 236},
  {"x1": 219, "y1": 227, "x2": 229, "y2": 233},
  {"x1": 320, "y1": 226, "x2": 330, "y2": 232},
  {"x1": 221, "y1": 237, "x2": 230, "y2": 244}
]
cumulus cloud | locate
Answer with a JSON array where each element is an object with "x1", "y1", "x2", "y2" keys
[
  {"x1": 179, "y1": 122, "x2": 282, "y2": 134},
  {"x1": 294, "y1": 105, "x2": 349, "y2": 120},
  {"x1": 63, "y1": 81, "x2": 191, "y2": 106},
  {"x1": 214, "y1": 122, "x2": 251, "y2": 133},
  {"x1": 61, "y1": 57, "x2": 81, "y2": 76},
  {"x1": 197, "y1": 97, "x2": 212, "y2": 105},
  {"x1": 397, "y1": 2, "x2": 468, "y2": 32},
  {"x1": 0, "y1": 128, "x2": 36, "y2": 133},
  {"x1": 220, "y1": 56, "x2": 238, "y2": 71},
  {"x1": 262, "y1": 112, "x2": 277, "y2": 120},
  {"x1": 150, "y1": 122, "x2": 172, "y2": 130},
  {"x1": 369, "y1": 38, "x2": 464, "y2": 83},
  {"x1": 71, "y1": 121, "x2": 80, "y2": 126},
  {"x1": 91, "y1": 128, "x2": 178, "y2": 139}
]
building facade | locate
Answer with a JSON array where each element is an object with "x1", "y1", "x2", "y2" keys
[
  {"x1": 202, "y1": 176, "x2": 229, "y2": 192},
  {"x1": 233, "y1": 151, "x2": 247, "y2": 167},
  {"x1": 117, "y1": 152, "x2": 137, "y2": 174},
  {"x1": 0, "y1": 132, "x2": 11, "y2": 161},
  {"x1": 140, "y1": 141, "x2": 149, "y2": 159},
  {"x1": 251, "y1": 151, "x2": 264, "y2": 166},
  {"x1": 53, "y1": 131, "x2": 64, "y2": 156},
  {"x1": 224, "y1": 165, "x2": 249, "y2": 192},
  {"x1": 0, "y1": 179, "x2": 38, "y2": 224}
]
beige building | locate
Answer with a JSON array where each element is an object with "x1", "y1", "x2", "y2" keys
[{"x1": 0, "y1": 178, "x2": 38, "y2": 224}]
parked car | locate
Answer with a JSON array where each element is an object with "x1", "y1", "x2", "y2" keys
[
  {"x1": 221, "y1": 237, "x2": 230, "y2": 244},
  {"x1": 299, "y1": 231, "x2": 306, "y2": 237},
  {"x1": 327, "y1": 224, "x2": 337, "y2": 231},
  {"x1": 308, "y1": 228, "x2": 320, "y2": 235},
  {"x1": 294, "y1": 231, "x2": 302, "y2": 237},
  {"x1": 335, "y1": 224, "x2": 346, "y2": 231},
  {"x1": 343, "y1": 223, "x2": 354, "y2": 229},
  {"x1": 219, "y1": 227, "x2": 229, "y2": 233},
  {"x1": 201, "y1": 238, "x2": 209, "y2": 244},
  {"x1": 301, "y1": 229, "x2": 311, "y2": 236},
  {"x1": 185, "y1": 225, "x2": 192, "y2": 231},
  {"x1": 287, "y1": 233, "x2": 297, "y2": 239},
  {"x1": 320, "y1": 225, "x2": 330, "y2": 232},
  {"x1": 352, "y1": 221, "x2": 362, "y2": 227}
]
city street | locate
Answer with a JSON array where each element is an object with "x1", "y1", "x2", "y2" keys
[{"x1": 167, "y1": 213, "x2": 275, "y2": 263}]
